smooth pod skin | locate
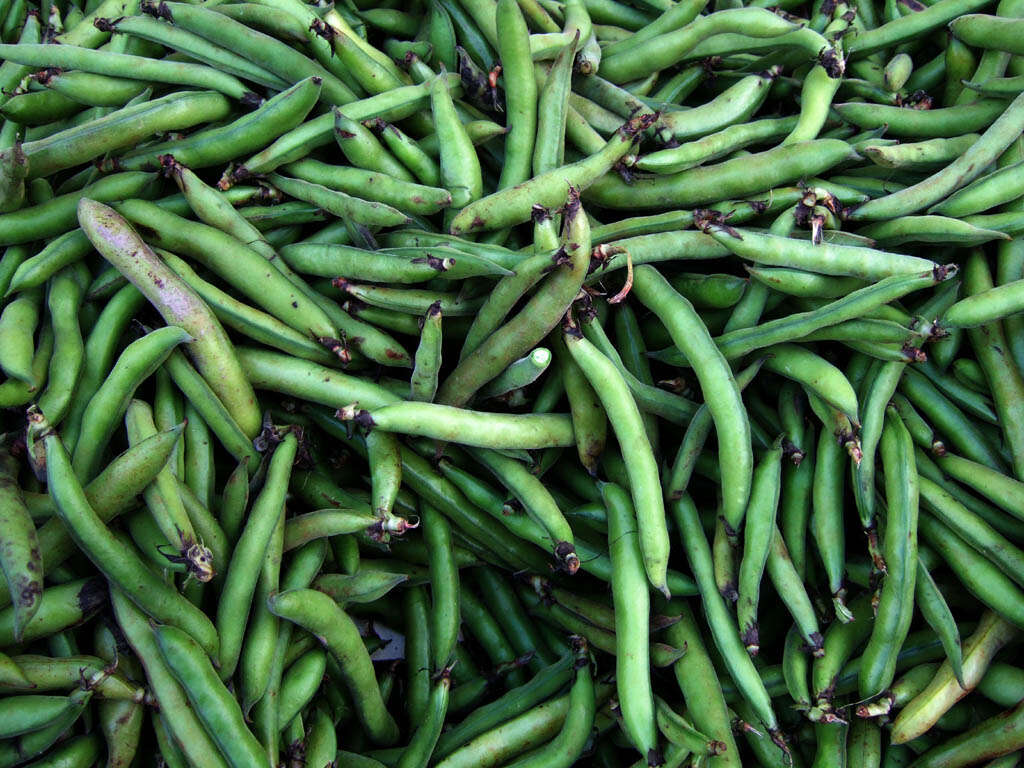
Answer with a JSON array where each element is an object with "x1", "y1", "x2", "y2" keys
[
  {"x1": 148, "y1": 2, "x2": 354, "y2": 104},
  {"x1": 851, "y1": 91, "x2": 1024, "y2": 220},
  {"x1": 23, "y1": 91, "x2": 232, "y2": 178},
  {"x1": 459, "y1": 248, "x2": 558, "y2": 361},
  {"x1": 602, "y1": 482, "x2": 658, "y2": 763},
  {"x1": 36, "y1": 265, "x2": 85, "y2": 424},
  {"x1": 950, "y1": 13, "x2": 1024, "y2": 54},
  {"x1": 0, "y1": 172, "x2": 155, "y2": 247},
  {"x1": 715, "y1": 272, "x2": 941, "y2": 361},
  {"x1": 396, "y1": 669, "x2": 452, "y2": 768},
  {"x1": 600, "y1": 8, "x2": 799, "y2": 82},
  {"x1": 102, "y1": 14, "x2": 288, "y2": 89},
  {"x1": 239, "y1": 347, "x2": 401, "y2": 410},
  {"x1": 475, "y1": 568, "x2": 556, "y2": 674},
  {"x1": 115, "y1": 198, "x2": 339, "y2": 348},
  {"x1": 0, "y1": 313, "x2": 44, "y2": 409},
  {"x1": 659, "y1": 70, "x2": 776, "y2": 141},
  {"x1": 268, "y1": 588, "x2": 400, "y2": 745},
  {"x1": 861, "y1": 134, "x2": 981, "y2": 171},
  {"x1": 495, "y1": 0, "x2": 537, "y2": 189},
  {"x1": 434, "y1": 689, "x2": 574, "y2": 768},
  {"x1": 111, "y1": 589, "x2": 229, "y2": 768},
  {"x1": 303, "y1": 707, "x2": 337, "y2": 768},
  {"x1": 124, "y1": 399, "x2": 212, "y2": 581},
  {"x1": 919, "y1": 476, "x2": 1024, "y2": 588},
  {"x1": 277, "y1": 648, "x2": 326, "y2": 730},
  {"x1": 0, "y1": 288, "x2": 39, "y2": 387},
  {"x1": 565, "y1": 330, "x2": 669, "y2": 594},
  {"x1": 944, "y1": 276, "x2": 1024, "y2": 327},
  {"x1": 784, "y1": 63, "x2": 841, "y2": 145},
  {"x1": 911, "y1": 699, "x2": 1024, "y2": 768},
  {"x1": 633, "y1": 265, "x2": 752, "y2": 539},
  {"x1": 216, "y1": 432, "x2": 297, "y2": 680},
  {"x1": 766, "y1": 524, "x2": 822, "y2": 654},
  {"x1": 437, "y1": 189, "x2": 590, "y2": 407},
  {"x1": 340, "y1": 401, "x2": 574, "y2": 449},
  {"x1": 891, "y1": 611, "x2": 1017, "y2": 744},
  {"x1": 153, "y1": 623, "x2": 270, "y2": 768},
  {"x1": 160, "y1": 251, "x2": 335, "y2": 366},
  {"x1": 411, "y1": 302, "x2": 443, "y2": 401},
  {"x1": 77, "y1": 199, "x2": 261, "y2": 439},
  {"x1": 557, "y1": 334, "x2": 607, "y2": 476},
  {"x1": 901, "y1": 368, "x2": 1004, "y2": 471},
  {"x1": 478, "y1": 347, "x2": 552, "y2": 400},
  {"x1": 500, "y1": 639, "x2": 595, "y2": 768},
  {"x1": 433, "y1": 657, "x2": 573, "y2": 761},
  {"x1": 846, "y1": 0, "x2": 993, "y2": 56},
  {"x1": 114, "y1": 77, "x2": 321, "y2": 171},
  {"x1": 0, "y1": 43, "x2": 256, "y2": 101},
  {"x1": 268, "y1": 173, "x2": 411, "y2": 228},
  {"x1": 223, "y1": 77, "x2": 458, "y2": 185},
  {"x1": 915, "y1": 558, "x2": 965, "y2": 688},
  {"x1": 921, "y1": 514, "x2": 1024, "y2": 628},
  {"x1": 665, "y1": 359, "x2": 761, "y2": 503},
  {"x1": 405, "y1": 584, "x2": 432, "y2": 725},
  {"x1": 282, "y1": 509, "x2": 378, "y2": 551},
  {"x1": 931, "y1": 159, "x2": 1024, "y2": 218},
  {"x1": 762, "y1": 345, "x2": 859, "y2": 430},
  {"x1": 449, "y1": 113, "x2": 650, "y2": 234},
  {"x1": 663, "y1": 605, "x2": 742, "y2": 767},
  {"x1": 834, "y1": 99, "x2": 1010, "y2": 137},
  {"x1": 584, "y1": 140, "x2": 857, "y2": 210},
  {"x1": 703, "y1": 223, "x2": 940, "y2": 281},
  {"x1": 859, "y1": 409, "x2": 919, "y2": 699},
  {"x1": 0, "y1": 425, "x2": 183, "y2": 610},
  {"x1": 366, "y1": 428, "x2": 402, "y2": 526},
  {"x1": 282, "y1": 158, "x2": 451, "y2": 216},
  {"x1": 467, "y1": 447, "x2": 579, "y2": 573},
  {"x1": 61, "y1": 283, "x2": 146, "y2": 449},
  {"x1": 639, "y1": 116, "x2": 799, "y2": 174},
  {"x1": 532, "y1": 37, "x2": 576, "y2": 176},
  {"x1": 422, "y1": 503, "x2": 460, "y2": 671},
  {"x1": 736, "y1": 441, "x2": 784, "y2": 655},
  {"x1": 431, "y1": 72, "x2": 482, "y2": 213},
  {"x1": 370, "y1": 118, "x2": 442, "y2": 187},
  {"x1": 854, "y1": 361, "x2": 906, "y2": 529},
  {"x1": 70, "y1": 325, "x2": 191, "y2": 483},
  {"x1": 0, "y1": 696, "x2": 90, "y2": 737},
  {"x1": 671, "y1": 496, "x2": 780, "y2": 737},
  {"x1": 29, "y1": 409, "x2": 218, "y2": 656}
]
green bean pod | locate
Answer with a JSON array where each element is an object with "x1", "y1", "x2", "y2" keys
[
  {"x1": 79, "y1": 199, "x2": 262, "y2": 439},
  {"x1": 29, "y1": 409, "x2": 218, "y2": 656},
  {"x1": 216, "y1": 432, "x2": 297, "y2": 680},
  {"x1": 114, "y1": 77, "x2": 321, "y2": 172},
  {"x1": 859, "y1": 408, "x2": 919, "y2": 698},
  {"x1": 736, "y1": 440, "x2": 784, "y2": 654},
  {"x1": 451, "y1": 112, "x2": 650, "y2": 233},
  {"x1": 397, "y1": 668, "x2": 452, "y2": 768},
  {"x1": 70, "y1": 325, "x2": 191, "y2": 482},
  {"x1": 602, "y1": 482, "x2": 658, "y2": 762},
  {"x1": 154, "y1": 623, "x2": 269, "y2": 768},
  {"x1": 268, "y1": 588, "x2": 400, "y2": 745},
  {"x1": 564, "y1": 330, "x2": 667, "y2": 592},
  {"x1": 915, "y1": 557, "x2": 965, "y2": 688},
  {"x1": 634, "y1": 264, "x2": 752, "y2": 538}
]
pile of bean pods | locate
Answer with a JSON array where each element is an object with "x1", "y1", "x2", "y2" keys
[{"x1": 1, "y1": 0, "x2": 1024, "y2": 765}]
